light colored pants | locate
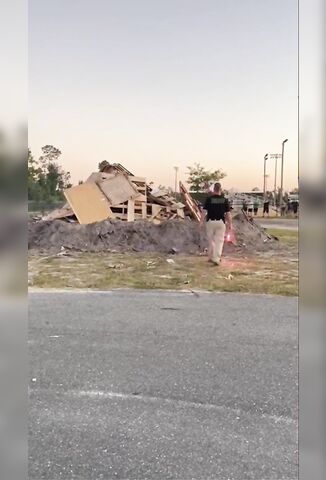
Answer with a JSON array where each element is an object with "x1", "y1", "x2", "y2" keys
[{"x1": 206, "y1": 220, "x2": 226, "y2": 262}]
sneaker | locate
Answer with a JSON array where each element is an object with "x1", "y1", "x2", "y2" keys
[{"x1": 211, "y1": 259, "x2": 220, "y2": 266}]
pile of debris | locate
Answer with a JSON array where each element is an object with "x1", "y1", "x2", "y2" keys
[
  {"x1": 29, "y1": 211, "x2": 278, "y2": 255},
  {"x1": 43, "y1": 163, "x2": 202, "y2": 225},
  {"x1": 29, "y1": 162, "x2": 279, "y2": 255}
]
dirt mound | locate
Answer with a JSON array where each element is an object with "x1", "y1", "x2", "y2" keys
[
  {"x1": 28, "y1": 212, "x2": 277, "y2": 255},
  {"x1": 231, "y1": 213, "x2": 278, "y2": 249}
]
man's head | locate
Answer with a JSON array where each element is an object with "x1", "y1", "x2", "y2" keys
[{"x1": 213, "y1": 182, "x2": 222, "y2": 193}]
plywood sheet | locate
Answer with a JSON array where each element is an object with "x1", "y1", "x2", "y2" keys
[
  {"x1": 98, "y1": 174, "x2": 140, "y2": 206},
  {"x1": 64, "y1": 183, "x2": 114, "y2": 225}
]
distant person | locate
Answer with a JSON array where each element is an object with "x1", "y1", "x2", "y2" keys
[
  {"x1": 287, "y1": 200, "x2": 292, "y2": 215},
  {"x1": 281, "y1": 202, "x2": 286, "y2": 216},
  {"x1": 253, "y1": 199, "x2": 259, "y2": 216},
  {"x1": 248, "y1": 202, "x2": 253, "y2": 217},
  {"x1": 242, "y1": 199, "x2": 248, "y2": 214},
  {"x1": 201, "y1": 182, "x2": 233, "y2": 266},
  {"x1": 292, "y1": 200, "x2": 299, "y2": 217},
  {"x1": 263, "y1": 198, "x2": 270, "y2": 217}
]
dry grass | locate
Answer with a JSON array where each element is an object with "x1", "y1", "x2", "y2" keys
[{"x1": 29, "y1": 229, "x2": 298, "y2": 296}]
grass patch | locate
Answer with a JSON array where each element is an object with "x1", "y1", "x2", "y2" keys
[
  {"x1": 266, "y1": 228, "x2": 298, "y2": 247},
  {"x1": 29, "y1": 249, "x2": 298, "y2": 296}
]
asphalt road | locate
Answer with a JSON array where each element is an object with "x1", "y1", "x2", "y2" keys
[{"x1": 29, "y1": 290, "x2": 298, "y2": 480}]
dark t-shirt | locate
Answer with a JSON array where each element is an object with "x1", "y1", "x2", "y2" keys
[{"x1": 204, "y1": 194, "x2": 230, "y2": 222}]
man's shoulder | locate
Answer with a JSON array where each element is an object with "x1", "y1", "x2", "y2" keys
[{"x1": 210, "y1": 194, "x2": 227, "y2": 204}]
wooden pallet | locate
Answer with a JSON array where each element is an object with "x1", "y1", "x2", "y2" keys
[
  {"x1": 148, "y1": 203, "x2": 184, "y2": 223},
  {"x1": 107, "y1": 176, "x2": 147, "y2": 221},
  {"x1": 111, "y1": 199, "x2": 146, "y2": 222}
]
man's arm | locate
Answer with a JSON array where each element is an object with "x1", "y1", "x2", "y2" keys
[
  {"x1": 225, "y1": 199, "x2": 233, "y2": 230},
  {"x1": 200, "y1": 197, "x2": 209, "y2": 226},
  {"x1": 225, "y1": 211, "x2": 233, "y2": 230},
  {"x1": 200, "y1": 206, "x2": 207, "y2": 226}
]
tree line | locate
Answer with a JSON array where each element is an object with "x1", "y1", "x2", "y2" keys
[
  {"x1": 28, "y1": 146, "x2": 298, "y2": 205},
  {"x1": 28, "y1": 145, "x2": 72, "y2": 202}
]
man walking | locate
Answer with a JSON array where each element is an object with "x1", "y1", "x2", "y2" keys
[
  {"x1": 242, "y1": 198, "x2": 248, "y2": 214},
  {"x1": 253, "y1": 198, "x2": 260, "y2": 216},
  {"x1": 292, "y1": 199, "x2": 299, "y2": 217},
  {"x1": 263, "y1": 197, "x2": 270, "y2": 218},
  {"x1": 201, "y1": 182, "x2": 233, "y2": 265}
]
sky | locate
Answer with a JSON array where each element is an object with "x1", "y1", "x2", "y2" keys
[{"x1": 28, "y1": 0, "x2": 298, "y2": 191}]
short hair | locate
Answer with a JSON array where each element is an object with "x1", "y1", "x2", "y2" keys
[{"x1": 213, "y1": 182, "x2": 222, "y2": 192}]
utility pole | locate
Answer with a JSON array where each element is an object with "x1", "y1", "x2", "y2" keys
[
  {"x1": 269, "y1": 153, "x2": 282, "y2": 211},
  {"x1": 263, "y1": 154, "x2": 268, "y2": 198},
  {"x1": 174, "y1": 166, "x2": 179, "y2": 195},
  {"x1": 279, "y1": 139, "x2": 288, "y2": 209},
  {"x1": 274, "y1": 156, "x2": 277, "y2": 202}
]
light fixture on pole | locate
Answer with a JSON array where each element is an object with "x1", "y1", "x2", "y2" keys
[
  {"x1": 279, "y1": 139, "x2": 288, "y2": 208},
  {"x1": 174, "y1": 166, "x2": 179, "y2": 195},
  {"x1": 263, "y1": 154, "x2": 268, "y2": 198}
]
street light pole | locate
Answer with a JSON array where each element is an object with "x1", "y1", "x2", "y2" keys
[
  {"x1": 274, "y1": 155, "x2": 278, "y2": 202},
  {"x1": 263, "y1": 154, "x2": 268, "y2": 198},
  {"x1": 174, "y1": 166, "x2": 179, "y2": 195},
  {"x1": 269, "y1": 153, "x2": 282, "y2": 210},
  {"x1": 279, "y1": 139, "x2": 288, "y2": 209}
]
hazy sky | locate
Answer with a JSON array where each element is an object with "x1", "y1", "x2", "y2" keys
[{"x1": 29, "y1": 0, "x2": 298, "y2": 191}]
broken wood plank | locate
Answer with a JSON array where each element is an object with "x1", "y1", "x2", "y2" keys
[
  {"x1": 141, "y1": 202, "x2": 147, "y2": 219},
  {"x1": 176, "y1": 208, "x2": 185, "y2": 219},
  {"x1": 149, "y1": 205, "x2": 162, "y2": 221},
  {"x1": 127, "y1": 199, "x2": 135, "y2": 222},
  {"x1": 128, "y1": 176, "x2": 146, "y2": 184},
  {"x1": 133, "y1": 193, "x2": 147, "y2": 202},
  {"x1": 42, "y1": 205, "x2": 74, "y2": 221}
]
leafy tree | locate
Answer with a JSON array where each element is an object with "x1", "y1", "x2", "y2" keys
[
  {"x1": 28, "y1": 149, "x2": 42, "y2": 201},
  {"x1": 39, "y1": 145, "x2": 71, "y2": 200},
  {"x1": 186, "y1": 163, "x2": 226, "y2": 192},
  {"x1": 28, "y1": 145, "x2": 71, "y2": 202},
  {"x1": 39, "y1": 145, "x2": 62, "y2": 166}
]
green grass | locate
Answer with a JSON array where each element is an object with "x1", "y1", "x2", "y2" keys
[{"x1": 266, "y1": 228, "x2": 298, "y2": 248}]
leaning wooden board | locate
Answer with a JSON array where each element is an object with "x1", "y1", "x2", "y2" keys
[
  {"x1": 64, "y1": 183, "x2": 114, "y2": 224},
  {"x1": 179, "y1": 181, "x2": 202, "y2": 222}
]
